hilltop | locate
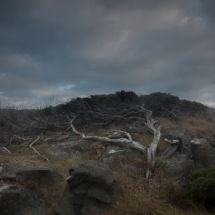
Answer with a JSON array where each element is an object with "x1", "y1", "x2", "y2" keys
[{"x1": 41, "y1": 91, "x2": 215, "y2": 121}]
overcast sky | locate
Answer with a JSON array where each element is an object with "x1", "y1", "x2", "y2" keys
[{"x1": 0, "y1": 0, "x2": 215, "y2": 108}]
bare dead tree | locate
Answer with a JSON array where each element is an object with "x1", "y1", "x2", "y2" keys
[
  {"x1": 3, "y1": 101, "x2": 162, "y2": 178},
  {"x1": 67, "y1": 105, "x2": 161, "y2": 179}
]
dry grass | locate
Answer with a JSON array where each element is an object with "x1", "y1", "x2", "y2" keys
[
  {"x1": 0, "y1": 115, "x2": 215, "y2": 215},
  {"x1": 0, "y1": 144, "x2": 44, "y2": 165},
  {"x1": 101, "y1": 168, "x2": 210, "y2": 215},
  {"x1": 160, "y1": 115, "x2": 215, "y2": 138},
  {"x1": 0, "y1": 152, "x2": 91, "y2": 215},
  {"x1": 41, "y1": 154, "x2": 90, "y2": 176},
  {"x1": 24, "y1": 180, "x2": 69, "y2": 215},
  {"x1": 100, "y1": 115, "x2": 214, "y2": 215},
  {"x1": 0, "y1": 135, "x2": 58, "y2": 165}
]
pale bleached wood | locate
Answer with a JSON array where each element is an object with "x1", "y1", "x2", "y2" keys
[
  {"x1": 29, "y1": 136, "x2": 49, "y2": 161},
  {"x1": 69, "y1": 105, "x2": 161, "y2": 179}
]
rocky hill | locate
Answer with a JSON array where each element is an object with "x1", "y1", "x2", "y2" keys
[{"x1": 0, "y1": 92, "x2": 215, "y2": 215}]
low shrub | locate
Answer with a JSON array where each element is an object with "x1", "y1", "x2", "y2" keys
[{"x1": 184, "y1": 165, "x2": 215, "y2": 200}]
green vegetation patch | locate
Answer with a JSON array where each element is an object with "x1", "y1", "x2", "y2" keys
[{"x1": 184, "y1": 165, "x2": 215, "y2": 200}]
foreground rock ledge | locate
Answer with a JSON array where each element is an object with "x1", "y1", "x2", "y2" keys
[
  {"x1": 0, "y1": 184, "x2": 47, "y2": 215},
  {"x1": 0, "y1": 162, "x2": 64, "y2": 186},
  {"x1": 55, "y1": 160, "x2": 120, "y2": 215}
]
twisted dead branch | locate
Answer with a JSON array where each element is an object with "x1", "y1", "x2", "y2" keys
[
  {"x1": 161, "y1": 139, "x2": 180, "y2": 159},
  {"x1": 68, "y1": 105, "x2": 161, "y2": 179},
  {"x1": 3, "y1": 102, "x2": 161, "y2": 178},
  {"x1": 0, "y1": 147, "x2": 11, "y2": 154},
  {"x1": 29, "y1": 136, "x2": 49, "y2": 161}
]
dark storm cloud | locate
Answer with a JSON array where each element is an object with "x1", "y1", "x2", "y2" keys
[
  {"x1": 96, "y1": 0, "x2": 191, "y2": 11},
  {"x1": 201, "y1": 0, "x2": 215, "y2": 22},
  {"x1": 0, "y1": 0, "x2": 215, "y2": 107}
]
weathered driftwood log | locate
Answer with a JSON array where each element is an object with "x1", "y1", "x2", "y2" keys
[{"x1": 68, "y1": 105, "x2": 161, "y2": 179}]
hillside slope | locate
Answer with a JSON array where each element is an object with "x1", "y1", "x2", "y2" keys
[{"x1": 0, "y1": 91, "x2": 215, "y2": 214}]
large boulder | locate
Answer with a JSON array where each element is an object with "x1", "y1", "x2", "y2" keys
[
  {"x1": 56, "y1": 160, "x2": 119, "y2": 215},
  {"x1": 67, "y1": 160, "x2": 114, "y2": 189},
  {"x1": 55, "y1": 195, "x2": 75, "y2": 215},
  {"x1": 197, "y1": 133, "x2": 215, "y2": 147},
  {"x1": 162, "y1": 126, "x2": 191, "y2": 147},
  {"x1": 0, "y1": 184, "x2": 47, "y2": 215},
  {"x1": 160, "y1": 136, "x2": 215, "y2": 187},
  {"x1": 0, "y1": 162, "x2": 64, "y2": 186},
  {"x1": 161, "y1": 127, "x2": 191, "y2": 159},
  {"x1": 44, "y1": 140, "x2": 94, "y2": 160},
  {"x1": 160, "y1": 153, "x2": 195, "y2": 188},
  {"x1": 191, "y1": 138, "x2": 215, "y2": 168}
]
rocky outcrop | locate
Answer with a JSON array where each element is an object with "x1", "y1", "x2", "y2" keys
[
  {"x1": 0, "y1": 184, "x2": 47, "y2": 215},
  {"x1": 0, "y1": 125, "x2": 214, "y2": 214},
  {"x1": 0, "y1": 162, "x2": 64, "y2": 186},
  {"x1": 44, "y1": 140, "x2": 94, "y2": 160},
  {"x1": 56, "y1": 160, "x2": 119, "y2": 215},
  {"x1": 161, "y1": 126, "x2": 191, "y2": 160},
  {"x1": 67, "y1": 160, "x2": 115, "y2": 188},
  {"x1": 197, "y1": 133, "x2": 215, "y2": 147},
  {"x1": 162, "y1": 126, "x2": 191, "y2": 146},
  {"x1": 160, "y1": 153, "x2": 195, "y2": 187},
  {"x1": 161, "y1": 127, "x2": 215, "y2": 187},
  {"x1": 191, "y1": 138, "x2": 215, "y2": 169}
]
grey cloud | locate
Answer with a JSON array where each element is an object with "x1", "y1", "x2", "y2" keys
[
  {"x1": 0, "y1": 0, "x2": 215, "y2": 107},
  {"x1": 96, "y1": 0, "x2": 192, "y2": 12},
  {"x1": 201, "y1": 0, "x2": 215, "y2": 22}
]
